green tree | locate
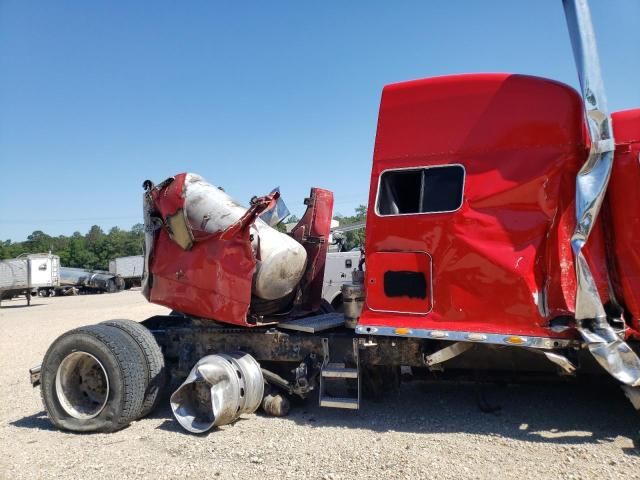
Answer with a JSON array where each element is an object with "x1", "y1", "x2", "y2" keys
[
  {"x1": 0, "y1": 223, "x2": 145, "y2": 270},
  {"x1": 333, "y1": 204, "x2": 367, "y2": 250}
]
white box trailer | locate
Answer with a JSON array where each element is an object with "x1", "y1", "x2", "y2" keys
[
  {"x1": 0, "y1": 253, "x2": 60, "y2": 305},
  {"x1": 28, "y1": 254, "x2": 60, "y2": 290},
  {"x1": 108, "y1": 255, "x2": 144, "y2": 288},
  {"x1": 321, "y1": 250, "x2": 362, "y2": 310}
]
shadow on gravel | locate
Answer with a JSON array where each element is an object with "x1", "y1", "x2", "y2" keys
[
  {"x1": 285, "y1": 380, "x2": 640, "y2": 449},
  {"x1": 11, "y1": 378, "x2": 640, "y2": 453},
  {"x1": 10, "y1": 411, "x2": 58, "y2": 431},
  {"x1": 150, "y1": 403, "x2": 196, "y2": 435},
  {"x1": 152, "y1": 403, "x2": 253, "y2": 436}
]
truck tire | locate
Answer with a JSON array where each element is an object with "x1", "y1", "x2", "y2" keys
[
  {"x1": 101, "y1": 319, "x2": 165, "y2": 417},
  {"x1": 40, "y1": 324, "x2": 146, "y2": 432}
]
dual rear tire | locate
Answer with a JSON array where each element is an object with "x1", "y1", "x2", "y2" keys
[{"x1": 40, "y1": 320, "x2": 165, "y2": 433}]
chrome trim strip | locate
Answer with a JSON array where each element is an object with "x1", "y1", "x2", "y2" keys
[{"x1": 355, "y1": 325, "x2": 577, "y2": 350}]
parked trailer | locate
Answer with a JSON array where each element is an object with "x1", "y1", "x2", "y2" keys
[
  {"x1": 322, "y1": 221, "x2": 366, "y2": 309},
  {"x1": 28, "y1": 0, "x2": 640, "y2": 434},
  {"x1": 59, "y1": 267, "x2": 125, "y2": 293},
  {"x1": 0, "y1": 259, "x2": 30, "y2": 305},
  {"x1": 109, "y1": 255, "x2": 144, "y2": 289},
  {"x1": 29, "y1": 253, "x2": 61, "y2": 297},
  {"x1": 322, "y1": 251, "x2": 362, "y2": 310},
  {"x1": 0, "y1": 253, "x2": 60, "y2": 305}
]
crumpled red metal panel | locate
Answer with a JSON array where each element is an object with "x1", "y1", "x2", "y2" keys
[
  {"x1": 360, "y1": 73, "x2": 609, "y2": 337},
  {"x1": 608, "y1": 109, "x2": 640, "y2": 329},
  {"x1": 290, "y1": 188, "x2": 334, "y2": 311},
  {"x1": 145, "y1": 173, "x2": 277, "y2": 326},
  {"x1": 149, "y1": 226, "x2": 256, "y2": 325}
]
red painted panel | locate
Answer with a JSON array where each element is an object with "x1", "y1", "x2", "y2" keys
[
  {"x1": 145, "y1": 173, "x2": 274, "y2": 326},
  {"x1": 360, "y1": 73, "x2": 608, "y2": 338},
  {"x1": 290, "y1": 188, "x2": 334, "y2": 311},
  {"x1": 366, "y1": 252, "x2": 432, "y2": 314},
  {"x1": 609, "y1": 109, "x2": 640, "y2": 328},
  {"x1": 149, "y1": 227, "x2": 255, "y2": 325}
]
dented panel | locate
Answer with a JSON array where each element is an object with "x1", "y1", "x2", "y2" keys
[
  {"x1": 144, "y1": 174, "x2": 279, "y2": 326},
  {"x1": 143, "y1": 173, "x2": 332, "y2": 326},
  {"x1": 609, "y1": 109, "x2": 640, "y2": 329},
  {"x1": 360, "y1": 73, "x2": 602, "y2": 338}
]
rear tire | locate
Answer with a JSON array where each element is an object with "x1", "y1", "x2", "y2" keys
[
  {"x1": 40, "y1": 324, "x2": 146, "y2": 432},
  {"x1": 101, "y1": 319, "x2": 165, "y2": 417}
]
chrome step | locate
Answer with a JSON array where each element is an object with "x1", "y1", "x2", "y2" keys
[
  {"x1": 319, "y1": 396, "x2": 359, "y2": 409},
  {"x1": 318, "y1": 338, "x2": 360, "y2": 410},
  {"x1": 321, "y1": 364, "x2": 358, "y2": 379}
]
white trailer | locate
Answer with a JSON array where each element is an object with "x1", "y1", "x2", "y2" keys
[
  {"x1": 321, "y1": 250, "x2": 362, "y2": 310},
  {"x1": 322, "y1": 220, "x2": 365, "y2": 309},
  {"x1": 108, "y1": 255, "x2": 144, "y2": 289},
  {"x1": 0, "y1": 253, "x2": 60, "y2": 305},
  {"x1": 29, "y1": 253, "x2": 60, "y2": 296}
]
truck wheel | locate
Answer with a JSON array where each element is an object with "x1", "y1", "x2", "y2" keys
[
  {"x1": 40, "y1": 324, "x2": 146, "y2": 432},
  {"x1": 101, "y1": 319, "x2": 166, "y2": 417}
]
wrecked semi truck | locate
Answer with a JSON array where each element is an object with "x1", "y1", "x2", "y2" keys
[{"x1": 29, "y1": 0, "x2": 640, "y2": 433}]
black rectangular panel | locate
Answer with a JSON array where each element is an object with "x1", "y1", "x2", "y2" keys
[{"x1": 383, "y1": 270, "x2": 427, "y2": 299}]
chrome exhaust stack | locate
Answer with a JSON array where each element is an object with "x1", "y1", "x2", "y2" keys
[{"x1": 563, "y1": 0, "x2": 640, "y2": 386}]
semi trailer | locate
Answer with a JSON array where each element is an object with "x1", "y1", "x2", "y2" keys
[
  {"x1": 29, "y1": 0, "x2": 640, "y2": 434},
  {"x1": 59, "y1": 267, "x2": 125, "y2": 294},
  {"x1": 0, "y1": 253, "x2": 60, "y2": 306},
  {"x1": 109, "y1": 255, "x2": 144, "y2": 289}
]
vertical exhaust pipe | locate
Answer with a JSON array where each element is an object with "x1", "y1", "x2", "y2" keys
[{"x1": 563, "y1": 0, "x2": 640, "y2": 386}]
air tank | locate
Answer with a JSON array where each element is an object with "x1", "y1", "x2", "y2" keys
[{"x1": 183, "y1": 174, "x2": 307, "y2": 301}]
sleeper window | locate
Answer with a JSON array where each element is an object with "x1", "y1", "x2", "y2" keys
[{"x1": 377, "y1": 165, "x2": 464, "y2": 215}]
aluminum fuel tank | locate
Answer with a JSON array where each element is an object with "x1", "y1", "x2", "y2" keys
[{"x1": 183, "y1": 174, "x2": 307, "y2": 301}]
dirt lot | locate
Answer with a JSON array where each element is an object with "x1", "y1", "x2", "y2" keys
[{"x1": 2, "y1": 291, "x2": 640, "y2": 479}]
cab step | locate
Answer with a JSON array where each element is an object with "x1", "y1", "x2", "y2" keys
[
  {"x1": 318, "y1": 338, "x2": 360, "y2": 410},
  {"x1": 321, "y1": 363, "x2": 358, "y2": 379},
  {"x1": 319, "y1": 397, "x2": 359, "y2": 409}
]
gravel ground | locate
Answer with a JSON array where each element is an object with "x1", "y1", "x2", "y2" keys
[{"x1": 2, "y1": 291, "x2": 640, "y2": 479}]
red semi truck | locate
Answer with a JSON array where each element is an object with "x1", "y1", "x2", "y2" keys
[{"x1": 30, "y1": 0, "x2": 640, "y2": 433}]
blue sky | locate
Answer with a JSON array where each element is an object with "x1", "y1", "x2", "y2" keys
[{"x1": 1, "y1": 1, "x2": 638, "y2": 241}]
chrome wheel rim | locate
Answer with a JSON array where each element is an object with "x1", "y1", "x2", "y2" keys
[{"x1": 55, "y1": 351, "x2": 110, "y2": 419}]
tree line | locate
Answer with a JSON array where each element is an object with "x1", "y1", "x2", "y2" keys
[
  {"x1": 0, "y1": 204, "x2": 367, "y2": 270},
  {"x1": 332, "y1": 204, "x2": 367, "y2": 251},
  {"x1": 0, "y1": 225, "x2": 144, "y2": 271}
]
